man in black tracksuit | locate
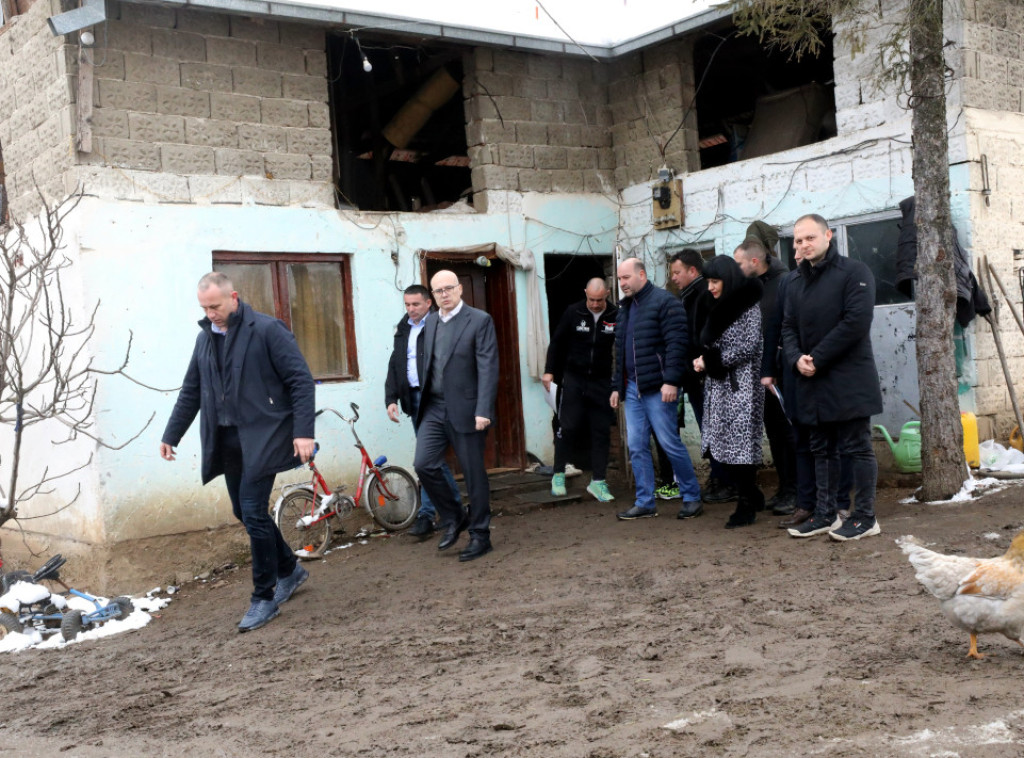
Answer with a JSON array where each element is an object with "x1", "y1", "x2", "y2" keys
[{"x1": 543, "y1": 278, "x2": 618, "y2": 502}]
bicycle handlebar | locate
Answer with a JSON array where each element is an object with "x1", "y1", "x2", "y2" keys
[{"x1": 315, "y1": 402, "x2": 360, "y2": 424}]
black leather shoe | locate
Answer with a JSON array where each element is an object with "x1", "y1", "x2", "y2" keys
[
  {"x1": 458, "y1": 538, "x2": 493, "y2": 562},
  {"x1": 725, "y1": 511, "x2": 756, "y2": 529},
  {"x1": 677, "y1": 500, "x2": 703, "y2": 519},
  {"x1": 437, "y1": 513, "x2": 468, "y2": 551},
  {"x1": 768, "y1": 490, "x2": 797, "y2": 515},
  {"x1": 407, "y1": 515, "x2": 436, "y2": 538}
]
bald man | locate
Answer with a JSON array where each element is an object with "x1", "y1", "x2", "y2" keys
[
  {"x1": 542, "y1": 278, "x2": 618, "y2": 501},
  {"x1": 413, "y1": 270, "x2": 500, "y2": 562}
]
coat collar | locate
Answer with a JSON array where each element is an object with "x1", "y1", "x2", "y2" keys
[{"x1": 700, "y1": 278, "x2": 763, "y2": 346}]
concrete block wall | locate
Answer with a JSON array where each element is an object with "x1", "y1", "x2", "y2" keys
[
  {"x1": 0, "y1": 0, "x2": 76, "y2": 220},
  {"x1": 959, "y1": 0, "x2": 1024, "y2": 112},
  {"x1": 464, "y1": 47, "x2": 614, "y2": 198},
  {"x1": 75, "y1": 1, "x2": 332, "y2": 207},
  {"x1": 607, "y1": 40, "x2": 696, "y2": 188}
]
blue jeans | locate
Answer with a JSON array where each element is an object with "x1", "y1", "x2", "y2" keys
[
  {"x1": 625, "y1": 380, "x2": 701, "y2": 509},
  {"x1": 409, "y1": 388, "x2": 461, "y2": 521},
  {"x1": 220, "y1": 427, "x2": 297, "y2": 603}
]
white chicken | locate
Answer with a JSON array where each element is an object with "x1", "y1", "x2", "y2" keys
[{"x1": 897, "y1": 534, "x2": 1024, "y2": 659}]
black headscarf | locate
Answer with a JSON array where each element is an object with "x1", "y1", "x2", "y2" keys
[{"x1": 702, "y1": 255, "x2": 747, "y2": 300}]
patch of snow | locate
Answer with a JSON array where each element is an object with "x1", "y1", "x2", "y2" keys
[
  {"x1": 984, "y1": 532, "x2": 1003, "y2": 541},
  {"x1": 662, "y1": 709, "x2": 719, "y2": 731},
  {"x1": 0, "y1": 580, "x2": 54, "y2": 611}
]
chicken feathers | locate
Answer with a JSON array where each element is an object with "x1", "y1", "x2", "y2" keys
[{"x1": 897, "y1": 533, "x2": 1024, "y2": 659}]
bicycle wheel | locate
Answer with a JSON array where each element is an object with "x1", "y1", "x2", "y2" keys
[
  {"x1": 366, "y1": 465, "x2": 419, "y2": 531},
  {"x1": 274, "y1": 489, "x2": 333, "y2": 559}
]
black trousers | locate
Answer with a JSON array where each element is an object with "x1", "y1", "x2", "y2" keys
[
  {"x1": 554, "y1": 388, "x2": 612, "y2": 480},
  {"x1": 413, "y1": 399, "x2": 491, "y2": 540}
]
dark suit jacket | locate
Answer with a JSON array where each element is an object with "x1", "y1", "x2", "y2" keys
[
  {"x1": 384, "y1": 312, "x2": 428, "y2": 416},
  {"x1": 416, "y1": 303, "x2": 499, "y2": 434}
]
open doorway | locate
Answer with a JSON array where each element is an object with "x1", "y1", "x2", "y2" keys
[
  {"x1": 420, "y1": 252, "x2": 526, "y2": 472},
  {"x1": 543, "y1": 254, "x2": 615, "y2": 338}
]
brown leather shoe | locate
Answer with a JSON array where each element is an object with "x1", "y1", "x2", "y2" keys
[{"x1": 778, "y1": 507, "x2": 813, "y2": 529}]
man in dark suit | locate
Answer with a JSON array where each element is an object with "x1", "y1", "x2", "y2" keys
[
  {"x1": 413, "y1": 269, "x2": 499, "y2": 562},
  {"x1": 160, "y1": 272, "x2": 315, "y2": 632},
  {"x1": 384, "y1": 284, "x2": 463, "y2": 538}
]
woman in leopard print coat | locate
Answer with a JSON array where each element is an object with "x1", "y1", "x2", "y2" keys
[{"x1": 694, "y1": 255, "x2": 765, "y2": 529}]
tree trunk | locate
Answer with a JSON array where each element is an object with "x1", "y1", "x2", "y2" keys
[{"x1": 909, "y1": 0, "x2": 966, "y2": 499}]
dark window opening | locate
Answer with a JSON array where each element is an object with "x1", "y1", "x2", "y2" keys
[
  {"x1": 327, "y1": 36, "x2": 471, "y2": 212},
  {"x1": 213, "y1": 252, "x2": 358, "y2": 382},
  {"x1": 693, "y1": 26, "x2": 837, "y2": 170}
]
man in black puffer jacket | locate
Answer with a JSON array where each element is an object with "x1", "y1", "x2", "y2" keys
[
  {"x1": 781, "y1": 214, "x2": 883, "y2": 543},
  {"x1": 610, "y1": 258, "x2": 702, "y2": 521}
]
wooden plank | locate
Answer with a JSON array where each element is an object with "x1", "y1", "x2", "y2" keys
[{"x1": 77, "y1": 46, "x2": 94, "y2": 153}]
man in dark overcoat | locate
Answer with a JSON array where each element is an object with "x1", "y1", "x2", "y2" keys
[
  {"x1": 413, "y1": 270, "x2": 499, "y2": 562},
  {"x1": 161, "y1": 272, "x2": 316, "y2": 632},
  {"x1": 781, "y1": 214, "x2": 883, "y2": 542}
]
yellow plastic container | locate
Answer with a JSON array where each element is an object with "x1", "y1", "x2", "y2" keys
[{"x1": 962, "y1": 412, "x2": 980, "y2": 467}]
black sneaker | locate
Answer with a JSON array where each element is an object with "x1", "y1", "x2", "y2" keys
[
  {"x1": 829, "y1": 517, "x2": 881, "y2": 541},
  {"x1": 407, "y1": 515, "x2": 436, "y2": 538},
  {"x1": 702, "y1": 479, "x2": 738, "y2": 504},
  {"x1": 616, "y1": 506, "x2": 658, "y2": 521},
  {"x1": 787, "y1": 514, "x2": 842, "y2": 538},
  {"x1": 768, "y1": 490, "x2": 797, "y2": 515}
]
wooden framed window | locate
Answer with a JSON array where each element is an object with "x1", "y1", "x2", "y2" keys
[{"x1": 213, "y1": 252, "x2": 358, "y2": 382}]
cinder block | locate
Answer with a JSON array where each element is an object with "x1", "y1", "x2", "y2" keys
[
  {"x1": 124, "y1": 52, "x2": 181, "y2": 86},
  {"x1": 561, "y1": 58, "x2": 593, "y2": 84},
  {"x1": 470, "y1": 163, "x2": 516, "y2": 191},
  {"x1": 90, "y1": 107, "x2": 129, "y2": 139},
  {"x1": 310, "y1": 154, "x2": 333, "y2": 182},
  {"x1": 261, "y1": 98, "x2": 309, "y2": 127},
  {"x1": 257, "y1": 43, "x2": 307, "y2": 75},
  {"x1": 189, "y1": 174, "x2": 243, "y2": 204},
  {"x1": 128, "y1": 112, "x2": 185, "y2": 143},
  {"x1": 550, "y1": 169, "x2": 584, "y2": 192},
  {"x1": 467, "y1": 144, "x2": 497, "y2": 166},
  {"x1": 532, "y1": 99, "x2": 564, "y2": 123},
  {"x1": 547, "y1": 79, "x2": 579, "y2": 101},
  {"x1": 308, "y1": 103, "x2": 329, "y2": 129},
  {"x1": 176, "y1": 9, "x2": 231, "y2": 38},
  {"x1": 579, "y1": 125, "x2": 609, "y2": 148},
  {"x1": 119, "y1": 3, "x2": 175, "y2": 29},
  {"x1": 976, "y1": 0, "x2": 1008, "y2": 27},
  {"x1": 279, "y1": 23, "x2": 326, "y2": 51},
  {"x1": 566, "y1": 147, "x2": 597, "y2": 170},
  {"x1": 215, "y1": 147, "x2": 264, "y2": 176},
  {"x1": 513, "y1": 77, "x2": 547, "y2": 100},
  {"x1": 264, "y1": 152, "x2": 310, "y2": 180},
  {"x1": 290, "y1": 180, "x2": 335, "y2": 208},
  {"x1": 527, "y1": 55, "x2": 560, "y2": 79},
  {"x1": 962, "y1": 78, "x2": 1021, "y2": 111},
  {"x1": 305, "y1": 50, "x2": 327, "y2": 78},
  {"x1": 238, "y1": 123, "x2": 289, "y2": 152},
  {"x1": 465, "y1": 118, "x2": 515, "y2": 146},
  {"x1": 1009, "y1": 59, "x2": 1024, "y2": 87},
  {"x1": 534, "y1": 145, "x2": 568, "y2": 169},
  {"x1": 518, "y1": 169, "x2": 552, "y2": 192},
  {"x1": 472, "y1": 70, "x2": 514, "y2": 97},
  {"x1": 498, "y1": 143, "x2": 534, "y2": 168},
  {"x1": 161, "y1": 144, "x2": 215, "y2": 175},
  {"x1": 206, "y1": 38, "x2": 257, "y2": 68},
  {"x1": 583, "y1": 169, "x2": 614, "y2": 193},
  {"x1": 230, "y1": 17, "x2": 280, "y2": 44},
  {"x1": 282, "y1": 75, "x2": 327, "y2": 102},
  {"x1": 597, "y1": 147, "x2": 614, "y2": 170},
  {"x1": 489, "y1": 96, "x2": 532, "y2": 121},
  {"x1": 472, "y1": 47, "x2": 494, "y2": 73},
  {"x1": 185, "y1": 117, "x2": 239, "y2": 148},
  {"x1": 286, "y1": 127, "x2": 331, "y2": 155},
  {"x1": 152, "y1": 29, "x2": 206, "y2": 63},
  {"x1": 93, "y1": 50, "x2": 126, "y2": 82},
  {"x1": 93, "y1": 136, "x2": 161, "y2": 171},
  {"x1": 97, "y1": 79, "x2": 157, "y2": 112},
  {"x1": 156, "y1": 86, "x2": 211, "y2": 118},
  {"x1": 515, "y1": 122, "x2": 547, "y2": 145},
  {"x1": 180, "y1": 63, "x2": 233, "y2": 93},
  {"x1": 241, "y1": 177, "x2": 290, "y2": 205},
  {"x1": 978, "y1": 51, "x2": 1009, "y2": 83},
  {"x1": 233, "y1": 67, "x2": 282, "y2": 98},
  {"x1": 134, "y1": 172, "x2": 190, "y2": 203},
  {"x1": 211, "y1": 92, "x2": 261, "y2": 123},
  {"x1": 493, "y1": 50, "x2": 529, "y2": 76}
]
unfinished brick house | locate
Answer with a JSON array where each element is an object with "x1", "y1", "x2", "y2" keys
[{"x1": 0, "y1": 0, "x2": 1020, "y2": 584}]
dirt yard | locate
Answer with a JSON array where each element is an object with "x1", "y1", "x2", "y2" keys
[{"x1": 3, "y1": 472, "x2": 1024, "y2": 758}]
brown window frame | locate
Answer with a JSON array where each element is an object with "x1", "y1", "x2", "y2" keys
[
  {"x1": 213, "y1": 251, "x2": 359, "y2": 382},
  {"x1": 1, "y1": 0, "x2": 34, "y2": 30}
]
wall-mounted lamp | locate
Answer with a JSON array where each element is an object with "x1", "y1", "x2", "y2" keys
[{"x1": 474, "y1": 255, "x2": 491, "y2": 268}]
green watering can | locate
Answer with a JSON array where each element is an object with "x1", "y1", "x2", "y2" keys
[{"x1": 874, "y1": 421, "x2": 922, "y2": 473}]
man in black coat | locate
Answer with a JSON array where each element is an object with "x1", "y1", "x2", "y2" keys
[
  {"x1": 384, "y1": 284, "x2": 462, "y2": 538},
  {"x1": 610, "y1": 257, "x2": 702, "y2": 520},
  {"x1": 542, "y1": 278, "x2": 618, "y2": 502},
  {"x1": 781, "y1": 214, "x2": 883, "y2": 542},
  {"x1": 161, "y1": 272, "x2": 316, "y2": 632},
  {"x1": 413, "y1": 270, "x2": 499, "y2": 562},
  {"x1": 734, "y1": 237, "x2": 798, "y2": 514}
]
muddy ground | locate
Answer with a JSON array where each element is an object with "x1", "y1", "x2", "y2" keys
[{"x1": 4, "y1": 471, "x2": 1024, "y2": 758}]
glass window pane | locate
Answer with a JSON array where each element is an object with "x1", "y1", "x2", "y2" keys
[
  {"x1": 779, "y1": 237, "x2": 796, "y2": 271},
  {"x1": 287, "y1": 262, "x2": 350, "y2": 378},
  {"x1": 216, "y1": 262, "x2": 275, "y2": 317},
  {"x1": 846, "y1": 219, "x2": 910, "y2": 305}
]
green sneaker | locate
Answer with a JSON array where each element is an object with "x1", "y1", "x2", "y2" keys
[
  {"x1": 655, "y1": 482, "x2": 680, "y2": 500},
  {"x1": 586, "y1": 479, "x2": 614, "y2": 502},
  {"x1": 551, "y1": 472, "x2": 567, "y2": 497}
]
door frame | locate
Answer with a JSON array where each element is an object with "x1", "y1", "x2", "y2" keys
[{"x1": 419, "y1": 248, "x2": 527, "y2": 471}]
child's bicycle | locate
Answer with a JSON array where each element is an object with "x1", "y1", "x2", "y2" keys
[{"x1": 272, "y1": 403, "x2": 419, "y2": 559}]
